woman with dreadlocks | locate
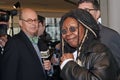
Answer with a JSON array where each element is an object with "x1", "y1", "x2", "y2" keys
[{"x1": 59, "y1": 9, "x2": 118, "y2": 80}]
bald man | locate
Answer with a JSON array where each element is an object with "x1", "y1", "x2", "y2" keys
[{"x1": 1, "y1": 8, "x2": 51, "y2": 80}]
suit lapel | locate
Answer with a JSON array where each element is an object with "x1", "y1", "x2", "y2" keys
[{"x1": 17, "y1": 31, "x2": 40, "y2": 62}]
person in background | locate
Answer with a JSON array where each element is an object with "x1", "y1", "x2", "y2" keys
[
  {"x1": 38, "y1": 15, "x2": 52, "y2": 46},
  {"x1": 50, "y1": 42, "x2": 63, "y2": 80},
  {"x1": 60, "y1": 9, "x2": 118, "y2": 80},
  {"x1": 37, "y1": 15, "x2": 62, "y2": 80},
  {"x1": 0, "y1": 9, "x2": 11, "y2": 55},
  {"x1": 37, "y1": 15, "x2": 49, "y2": 56},
  {"x1": 78, "y1": 0, "x2": 120, "y2": 77},
  {"x1": 37, "y1": 15, "x2": 46, "y2": 37},
  {"x1": 1, "y1": 8, "x2": 51, "y2": 80},
  {"x1": 0, "y1": 9, "x2": 11, "y2": 79},
  {"x1": 37, "y1": 15, "x2": 54, "y2": 80}
]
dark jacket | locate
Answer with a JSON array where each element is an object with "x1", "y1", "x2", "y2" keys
[
  {"x1": 0, "y1": 35, "x2": 11, "y2": 55},
  {"x1": 61, "y1": 40, "x2": 118, "y2": 80},
  {"x1": 0, "y1": 34, "x2": 11, "y2": 78},
  {"x1": 1, "y1": 31, "x2": 47, "y2": 80},
  {"x1": 38, "y1": 37, "x2": 49, "y2": 51},
  {"x1": 99, "y1": 23, "x2": 120, "y2": 69},
  {"x1": 39, "y1": 31, "x2": 52, "y2": 45}
]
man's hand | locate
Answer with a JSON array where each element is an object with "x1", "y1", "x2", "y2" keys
[
  {"x1": 43, "y1": 60, "x2": 52, "y2": 71},
  {"x1": 0, "y1": 35, "x2": 7, "y2": 47}
]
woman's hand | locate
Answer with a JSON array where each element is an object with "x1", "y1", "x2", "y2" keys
[{"x1": 60, "y1": 53, "x2": 74, "y2": 64}]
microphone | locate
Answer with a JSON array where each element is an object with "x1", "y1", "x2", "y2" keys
[
  {"x1": 40, "y1": 49, "x2": 50, "y2": 60},
  {"x1": 40, "y1": 49, "x2": 53, "y2": 77},
  {"x1": 38, "y1": 39, "x2": 53, "y2": 77},
  {"x1": 38, "y1": 39, "x2": 51, "y2": 60}
]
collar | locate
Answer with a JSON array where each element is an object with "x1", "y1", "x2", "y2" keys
[{"x1": 29, "y1": 36, "x2": 39, "y2": 44}]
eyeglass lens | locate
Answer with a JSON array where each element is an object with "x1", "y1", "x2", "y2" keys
[
  {"x1": 27, "y1": 19, "x2": 38, "y2": 23},
  {"x1": 61, "y1": 26, "x2": 77, "y2": 34},
  {"x1": 84, "y1": 8, "x2": 97, "y2": 12},
  {"x1": 21, "y1": 18, "x2": 38, "y2": 24}
]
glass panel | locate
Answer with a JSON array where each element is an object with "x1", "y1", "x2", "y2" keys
[{"x1": 46, "y1": 17, "x2": 60, "y2": 42}]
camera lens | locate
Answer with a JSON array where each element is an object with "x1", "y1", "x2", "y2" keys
[
  {"x1": 0, "y1": 14, "x2": 9, "y2": 22},
  {"x1": 0, "y1": 24, "x2": 8, "y2": 35}
]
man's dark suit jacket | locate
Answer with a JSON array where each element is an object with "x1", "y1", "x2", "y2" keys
[
  {"x1": 99, "y1": 24, "x2": 120, "y2": 75},
  {"x1": 1, "y1": 30, "x2": 47, "y2": 80}
]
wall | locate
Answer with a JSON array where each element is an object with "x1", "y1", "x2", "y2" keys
[
  {"x1": 100, "y1": 0, "x2": 120, "y2": 33},
  {"x1": 108, "y1": 0, "x2": 120, "y2": 33}
]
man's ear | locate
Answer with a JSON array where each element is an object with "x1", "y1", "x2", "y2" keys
[
  {"x1": 19, "y1": 20, "x2": 22, "y2": 27},
  {"x1": 96, "y1": 10, "x2": 101, "y2": 20}
]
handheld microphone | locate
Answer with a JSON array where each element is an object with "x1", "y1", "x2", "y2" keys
[
  {"x1": 40, "y1": 49, "x2": 53, "y2": 77},
  {"x1": 40, "y1": 49, "x2": 50, "y2": 60}
]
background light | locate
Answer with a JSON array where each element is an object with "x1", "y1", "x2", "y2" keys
[{"x1": 13, "y1": 1, "x2": 21, "y2": 9}]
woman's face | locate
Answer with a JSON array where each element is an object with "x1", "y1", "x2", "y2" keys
[{"x1": 61, "y1": 17, "x2": 85, "y2": 48}]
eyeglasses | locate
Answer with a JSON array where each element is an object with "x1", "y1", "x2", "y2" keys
[
  {"x1": 61, "y1": 26, "x2": 78, "y2": 35},
  {"x1": 84, "y1": 8, "x2": 97, "y2": 12},
  {"x1": 21, "y1": 18, "x2": 38, "y2": 24}
]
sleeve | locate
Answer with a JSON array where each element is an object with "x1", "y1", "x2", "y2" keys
[
  {"x1": 60, "y1": 52, "x2": 116, "y2": 80},
  {"x1": 107, "y1": 31, "x2": 120, "y2": 68},
  {"x1": 60, "y1": 59, "x2": 73, "y2": 69}
]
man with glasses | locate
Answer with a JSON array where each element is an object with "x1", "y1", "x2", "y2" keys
[
  {"x1": 1, "y1": 8, "x2": 52, "y2": 80},
  {"x1": 78, "y1": 0, "x2": 120, "y2": 78},
  {"x1": 37, "y1": 15, "x2": 52, "y2": 45}
]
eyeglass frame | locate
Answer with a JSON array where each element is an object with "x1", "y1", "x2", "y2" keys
[
  {"x1": 83, "y1": 8, "x2": 98, "y2": 12},
  {"x1": 61, "y1": 26, "x2": 79, "y2": 35},
  {"x1": 20, "y1": 18, "x2": 39, "y2": 24}
]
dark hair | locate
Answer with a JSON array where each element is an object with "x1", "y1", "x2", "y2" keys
[
  {"x1": 38, "y1": 15, "x2": 45, "y2": 25},
  {"x1": 78, "y1": 0, "x2": 100, "y2": 10}
]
